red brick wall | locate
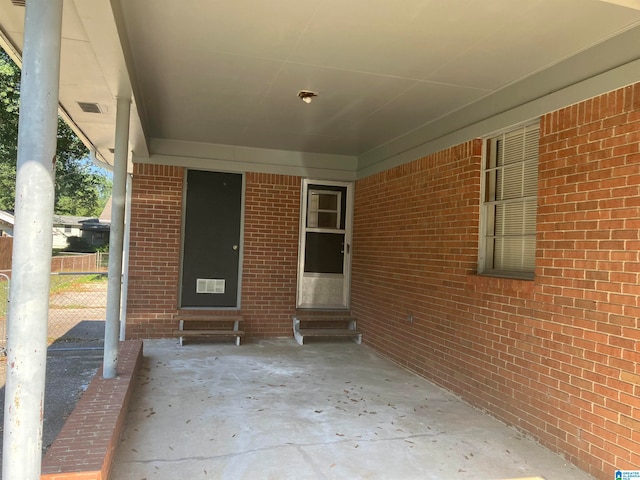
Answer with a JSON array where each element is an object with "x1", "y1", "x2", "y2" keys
[
  {"x1": 126, "y1": 168, "x2": 301, "y2": 339},
  {"x1": 126, "y1": 164, "x2": 184, "y2": 338},
  {"x1": 351, "y1": 83, "x2": 640, "y2": 479},
  {"x1": 535, "y1": 84, "x2": 640, "y2": 476},
  {"x1": 352, "y1": 140, "x2": 484, "y2": 385},
  {"x1": 241, "y1": 172, "x2": 301, "y2": 337}
]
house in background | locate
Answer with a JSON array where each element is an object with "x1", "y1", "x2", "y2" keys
[
  {"x1": 1, "y1": 205, "x2": 111, "y2": 250},
  {"x1": 79, "y1": 219, "x2": 110, "y2": 248},
  {"x1": 51, "y1": 195, "x2": 112, "y2": 250},
  {"x1": 52, "y1": 214, "x2": 110, "y2": 250},
  {"x1": 0, "y1": 210, "x2": 14, "y2": 237},
  {"x1": 81, "y1": 197, "x2": 112, "y2": 248},
  {"x1": 52, "y1": 215, "x2": 88, "y2": 249},
  {"x1": 1, "y1": 1, "x2": 640, "y2": 478}
]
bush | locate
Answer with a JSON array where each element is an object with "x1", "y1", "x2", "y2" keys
[{"x1": 64, "y1": 236, "x2": 95, "y2": 253}]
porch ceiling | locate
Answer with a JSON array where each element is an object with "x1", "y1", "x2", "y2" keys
[{"x1": 1, "y1": 0, "x2": 640, "y2": 168}]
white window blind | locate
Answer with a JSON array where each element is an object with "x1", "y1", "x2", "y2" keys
[{"x1": 482, "y1": 124, "x2": 539, "y2": 277}]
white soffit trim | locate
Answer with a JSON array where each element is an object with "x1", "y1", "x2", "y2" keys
[
  {"x1": 357, "y1": 24, "x2": 640, "y2": 179},
  {"x1": 0, "y1": 29, "x2": 108, "y2": 168},
  {"x1": 356, "y1": 58, "x2": 640, "y2": 180}
]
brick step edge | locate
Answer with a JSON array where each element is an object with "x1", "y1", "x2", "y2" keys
[{"x1": 40, "y1": 340, "x2": 144, "y2": 480}]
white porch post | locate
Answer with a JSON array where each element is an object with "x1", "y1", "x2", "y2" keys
[
  {"x1": 103, "y1": 96, "x2": 130, "y2": 379},
  {"x1": 2, "y1": 0, "x2": 63, "y2": 479},
  {"x1": 119, "y1": 173, "x2": 133, "y2": 341}
]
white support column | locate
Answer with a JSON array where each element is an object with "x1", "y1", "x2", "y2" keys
[
  {"x1": 103, "y1": 96, "x2": 130, "y2": 379},
  {"x1": 2, "y1": 1, "x2": 63, "y2": 479},
  {"x1": 119, "y1": 173, "x2": 133, "y2": 341}
]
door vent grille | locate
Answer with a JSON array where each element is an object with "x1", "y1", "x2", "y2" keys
[{"x1": 196, "y1": 278, "x2": 225, "y2": 294}]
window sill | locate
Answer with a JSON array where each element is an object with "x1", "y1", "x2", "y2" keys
[
  {"x1": 466, "y1": 272, "x2": 535, "y2": 295},
  {"x1": 477, "y1": 270, "x2": 534, "y2": 281}
]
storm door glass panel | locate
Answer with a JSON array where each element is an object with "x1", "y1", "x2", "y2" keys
[
  {"x1": 308, "y1": 190, "x2": 341, "y2": 229},
  {"x1": 304, "y1": 187, "x2": 345, "y2": 274}
]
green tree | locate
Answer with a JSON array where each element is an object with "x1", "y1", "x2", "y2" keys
[
  {"x1": 0, "y1": 50, "x2": 20, "y2": 210},
  {"x1": 0, "y1": 48, "x2": 112, "y2": 216}
]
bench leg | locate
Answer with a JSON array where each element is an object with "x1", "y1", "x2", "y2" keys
[
  {"x1": 292, "y1": 317, "x2": 304, "y2": 345},
  {"x1": 349, "y1": 319, "x2": 361, "y2": 344},
  {"x1": 233, "y1": 320, "x2": 241, "y2": 346}
]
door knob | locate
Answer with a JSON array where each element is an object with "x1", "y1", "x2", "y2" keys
[{"x1": 232, "y1": 245, "x2": 238, "y2": 251}]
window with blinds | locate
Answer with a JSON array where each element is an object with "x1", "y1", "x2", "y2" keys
[{"x1": 481, "y1": 124, "x2": 539, "y2": 279}]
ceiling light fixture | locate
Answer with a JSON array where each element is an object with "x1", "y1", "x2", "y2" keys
[{"x1": 298, "y1": 90, "x2": 318, "y2": 104}]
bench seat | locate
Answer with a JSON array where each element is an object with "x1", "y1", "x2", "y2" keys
[
  {"x1": 172, "y1": 329, "x2": 246, "y2": 336},
  {"x1": 293, "y1": 314, "x2": 362, "y2": 345},
  {"x1": 174, "y1": 315, "x2": 244, "y2": 346}
]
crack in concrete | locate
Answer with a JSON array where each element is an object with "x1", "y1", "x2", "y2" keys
[{"x1": 118, "y1": 430, "x2": 448, "y2": 466}]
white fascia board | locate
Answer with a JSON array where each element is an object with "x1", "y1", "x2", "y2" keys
[
  {"x1": 134, "y1": 139, "x2": 358, "y2": 181},
  {"x1": 0, "y1": 210, "x2": 15, "y2": 225}
]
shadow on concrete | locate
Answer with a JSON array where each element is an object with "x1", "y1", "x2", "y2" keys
[{"x1": 0, "y1": 320, "x2": 105, "y2": 477}]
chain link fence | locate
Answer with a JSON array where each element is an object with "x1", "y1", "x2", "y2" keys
[
  {"x1": 48, "y1": 272, "x2": 108, "y2": 349},
  {"x1": 0, "y1": 265, "x2": 109, "y2": 470},
  {"x1": 0, "y1": 253, "x2": 110, "y2": 353}
]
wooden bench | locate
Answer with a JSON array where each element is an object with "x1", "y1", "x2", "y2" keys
[
  {"x1": 173, "y1": 315, "x2": 244, "y2": 346},
  {"x1": 293, "y1": 314, "x2": 362, "y2": 345}
]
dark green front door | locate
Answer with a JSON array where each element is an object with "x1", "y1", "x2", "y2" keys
[{"x1": 181, "y1": 170, "x2": 242, "y2": 308}]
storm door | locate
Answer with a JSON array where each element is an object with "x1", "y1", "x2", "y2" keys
[
  {"x1": 297, "y1": 180, "x2": 353, "y2": 309},
  {"x1": 180, "y1": 170, "x2": 243, "y2": 308}
]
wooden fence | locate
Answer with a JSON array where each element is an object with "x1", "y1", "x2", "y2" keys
[
  {"x1": 0, "y1": 237, "x2": 98, "y2": 274},
  {"x1": 0, "y1": 236, "x2": 12, "y2": 272}
]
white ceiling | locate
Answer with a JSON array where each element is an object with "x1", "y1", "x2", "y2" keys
[{"x1": 1, "y1": 0, "x2": 640, "y2": 167}]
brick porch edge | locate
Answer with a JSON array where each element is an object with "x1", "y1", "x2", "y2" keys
[{"x1": 41, "y1": 340, "x2": 143, "y2": 480}]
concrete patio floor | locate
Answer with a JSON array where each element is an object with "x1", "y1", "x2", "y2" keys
[{"x1": 111, "y1": 339, "x2": 593, "y2": 480}]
